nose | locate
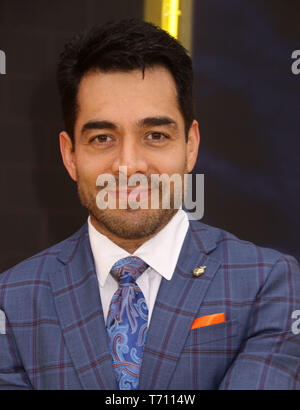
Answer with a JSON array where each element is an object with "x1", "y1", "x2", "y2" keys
[{"x1": 111, "y1": 136, "x2": 148, "y2": 178}]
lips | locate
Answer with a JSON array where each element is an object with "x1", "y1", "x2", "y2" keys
[{"x1": 114, "y1": 188, "x2": 152, "y2": 200}]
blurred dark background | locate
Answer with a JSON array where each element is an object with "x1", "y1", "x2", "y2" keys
[
  {"x1": 192, "y1": 0, "x2": 300, "y2": 261},
  {"x1": 0, "y1": 0, "x2": 299, "y2": 272}
]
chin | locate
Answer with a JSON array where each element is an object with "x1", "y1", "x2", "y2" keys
[{"x1": 91, "y1": 207, "x2": 177, "y2": 239}]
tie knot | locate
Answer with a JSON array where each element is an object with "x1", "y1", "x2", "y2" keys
[{"x1": 110, "y1": 256, "x2": 149, "y2": 285}]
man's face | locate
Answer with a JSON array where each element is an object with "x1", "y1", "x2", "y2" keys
[{"x1": 60, "y1": 66, "x2": 199, "y2": 242}]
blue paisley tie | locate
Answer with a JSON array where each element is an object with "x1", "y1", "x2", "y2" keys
[{"x1": 106, "y1": 256, "x2": 149, "y2": 390}]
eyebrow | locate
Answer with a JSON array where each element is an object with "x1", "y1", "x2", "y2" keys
[
  {"x1": 80, "y1": 116, "x2": 178, "y2": 135},
  {"x1": 137, "y1": 116, "x2": 178, "y2": 129},
  {"x1": 81, "y1": 120, "x2": 117, "y2": 135}
]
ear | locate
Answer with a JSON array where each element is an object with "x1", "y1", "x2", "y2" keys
[
  {"x1": 59, "y1": 131, "x2": 77, "y2": 181},
  {"x1": 186, "y1": 120, "x2": 200, "y2": 173}
]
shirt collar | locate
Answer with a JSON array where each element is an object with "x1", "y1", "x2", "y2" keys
[{"x1": 88, "y1": 209, "x2": 189, "y2": 287}]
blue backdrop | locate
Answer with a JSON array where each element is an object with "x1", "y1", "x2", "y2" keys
[{"x1": 192, "y1": 0, "x2": 300, "y2": 261}]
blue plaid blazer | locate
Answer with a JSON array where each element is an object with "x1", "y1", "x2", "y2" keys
[{"x1": 0, "y1": 219, "x2": 300, "y2": 390}]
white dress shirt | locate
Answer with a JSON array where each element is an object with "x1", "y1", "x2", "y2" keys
[{"x1": 88, "y1": 209, "x2": 189, "y2": 325}]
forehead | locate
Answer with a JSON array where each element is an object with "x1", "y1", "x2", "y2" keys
[{"x1": 75, "y1": 66, "x2": 183, "y2": 130}]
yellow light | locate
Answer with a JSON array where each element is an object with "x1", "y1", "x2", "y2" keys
[{"x1": 161, "y1": 0, "x2": 181, "y2": 39}]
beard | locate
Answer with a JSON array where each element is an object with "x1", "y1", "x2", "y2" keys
[{"x1": 77, "y1": 173, "x2": 185, "y2": 240}]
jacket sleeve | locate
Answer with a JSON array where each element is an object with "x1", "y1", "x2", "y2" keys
[
  {"x1": 219, "y1": 254, "x2": 300, "y2": 390},
  {"x1": 0, "y1": 310, "x2": 32, "y2": 390}
]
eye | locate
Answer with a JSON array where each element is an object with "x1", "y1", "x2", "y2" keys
[
  {"x1": 146, "y1": 132, "x2": 169, "y2": 142},
  {"x1": 91, "y1": 134, "x2": 113, "y2": 144}
]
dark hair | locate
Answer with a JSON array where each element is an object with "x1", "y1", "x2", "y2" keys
[{"x1": 57, "y1": 18, "x2": 194, "y2": 143}]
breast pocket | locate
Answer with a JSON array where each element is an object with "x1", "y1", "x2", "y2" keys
[{"x1": 183, "y1": 320, "x2": 239, "y2": 348}]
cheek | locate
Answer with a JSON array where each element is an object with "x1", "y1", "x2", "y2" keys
[
  {"x1": 75, "y1": 158, "x2": 101, "y2": 186},
  {"x1": 156, "y1": 152, "x2": 187, "y2": 175}
]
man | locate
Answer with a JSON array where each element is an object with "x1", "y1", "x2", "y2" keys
[{"x1": 0, "y1": 18, "x2": 300, "y2": 390}]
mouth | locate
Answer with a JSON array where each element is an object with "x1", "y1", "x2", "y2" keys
[{"x1": 109, "y1": 188, "x2": 155, "y2": 201}]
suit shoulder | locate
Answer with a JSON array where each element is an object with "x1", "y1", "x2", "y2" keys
[
  {"x1": 189, "y1": 219, "x2": 297, "y2": 266},
  {"x1": 0, "y1": 224, "x2": 88, "y2": 284}
]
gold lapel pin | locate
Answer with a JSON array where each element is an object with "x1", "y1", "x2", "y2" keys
[{"x1": 193, "y1": 266, "x2": 207, "y2": 277}]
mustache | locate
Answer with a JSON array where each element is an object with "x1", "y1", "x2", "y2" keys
[{"x1": 96, "y1": 174, "x2": 176, "y2": 189}]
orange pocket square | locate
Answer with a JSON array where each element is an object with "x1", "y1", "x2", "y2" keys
[{"x1": 191, "y1": 313, "x2": 226, "y2": 330}]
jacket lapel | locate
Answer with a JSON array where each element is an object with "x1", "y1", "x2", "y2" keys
[
  {"x1": 49, "y1": 224, "x2": 116, "y2": 390},
  {"x1": 139, "y1": 221, "x2": 221, "y2": 390}
]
